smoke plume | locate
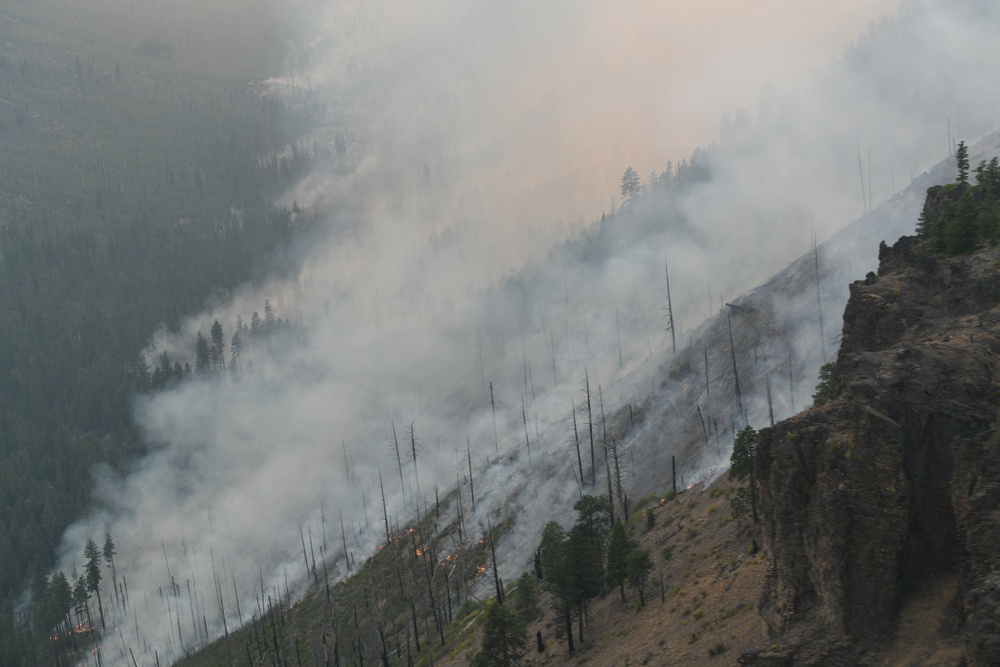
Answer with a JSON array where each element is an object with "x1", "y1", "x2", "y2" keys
[{"x1": 53, "y1": 1, "x2": 1000, "y2": 664}]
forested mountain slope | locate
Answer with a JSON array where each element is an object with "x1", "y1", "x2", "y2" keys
[{"x1": 0, "y1": 0, "x2": 318, "y2": 660}]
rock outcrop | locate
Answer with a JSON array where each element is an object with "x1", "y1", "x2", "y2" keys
[{"x1": 755, "y1": 234, "x2": 1000, "y2": 665}]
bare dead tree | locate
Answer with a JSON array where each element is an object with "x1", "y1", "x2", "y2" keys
[
  {"x1": 408, "y1": 423, "x2": 421, "y2": 501},
  {"x1": 456, "y1": 479, "x2": 466, "y2": 542},
  {"x1": 570, "y1": 398, "x2": 584, "y2": 490},
  {"x1": 321, "y1": 503, "x2": 329, "y2": 554},
  {"x1": 584, "y1": 369, "x2": 596, "y2": 485},
  {"x1": 340, "y1": 509, "x2": 351, "y2": 572},
  {"x1": 857, "y1": 141, "x2": 868, "y2": 214},
  {"x1": 487, "y1": 519, "x2": 503, "y2": 605},
  {"x1": 664, "y1": 259, "x2": 676, "y2": 356},
  {"x1": 672, "y1": 455, "x2": 677, "y2": 496},
  {"x1": 489, "y1": 381, "x2": 499, "y2": 455},
  {"x1": 704, "y1": 343, "x2": 719, "y2": 447},
  {"x1": 571, "y1": 464, "x2": 584, "y2": 500},
  {"x1": 599, "y1": 385, "x2": 608, "y2": 444},
  {"x1": 549, "y1": 330, "x2": 558, "y2": 388},
  {"x1": 726, "y1": 312, "x2": 746, "y2": 427},
  {"x1": 342, "y1": 441, "x2": 352, "y2": 484},
  {"x1": 299, "y1": 525, "x2": 311, "y2": 582},
  {"x1": 611, "y1": 440, "x2": 625, "y2": 521},
  {"x1": 391, "y1": 420, "x2": 406, "y2": 506},
  {"x1": 411, "y1": 601, "x2": 420, "y2": 654},
  {"x1": 813, "y1": 233, "x2": 827, "y2": 363},
  {"x1": 526, "y1": 358, "x2": 540, "y2": 444},
  {"x1": 788, "y1": 351, "x2": 796, "y2": 414},
  {"x1": 231, "y1": 573, "x2": 242, "y2": 625},
  {"x1": 616, "y1": 309, "x2": 624, "y2": 370},
  {"x1": 695, "y1": 403, "x2": 711, "y2": 452},
  {"x1": 766, "y1": 373, "x2": 775, "y2": 427},
  {"x1": 521, "y1": 395, "x2": 533, "y2": 466},
  {"x1": 423, "y1": 555, "x2": 445, "y2": 646},
  {"x1": 604, "y1": 445, "x2": 615, "y2": 524},
  {"x1": 379, "y1": 469, "x2": 392, "y2": 545},
  {"x1": 599, "y1": 385, "x2": 615, "y2": 523},
  {"x1": 466, "y1": 438, "x2": 475, "y2": 512},
  {"x1": 378, "y1": 622, "x2": 390, "y2": 667}
]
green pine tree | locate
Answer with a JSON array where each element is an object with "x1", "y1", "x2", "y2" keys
[
  {"x1": 567, "y1": 495, "x2": 611, "y2": 641},
  {"x1": 606, "y1": 520, "x2": 632, "y2": 602},
  {"x1": 956, "y1": 140, "x2": 970, "y2": 184},
  {"x1": 626, "y1": 548, "x2": 653, "y2": 606},
  {"x1": 511, "y1": 572, "x2": 540, "y2": 623},
  {"x1": 83, "y1": 538, "x2": 104, "y2": 630},
  {"x1": 539, "y1": 522, "x2": 574, "y2": 653},
  {"x1": 471, "y1": 599, "x2": 528, "y2": 667},
  {"x1": 72, "y1": 575, "x2": 90, "y2": 630},
  {"x1": 947, "y1": 189, "x2": 980, "y2": 254}
]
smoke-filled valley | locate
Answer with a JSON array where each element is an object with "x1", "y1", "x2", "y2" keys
[{"x1": 5, "y1": 0, "x2": 1000, "y2": 665}]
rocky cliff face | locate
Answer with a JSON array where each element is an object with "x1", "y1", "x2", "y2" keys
[{"x1": 754, "y1": 234, "x2": 1000, "y2": 665}]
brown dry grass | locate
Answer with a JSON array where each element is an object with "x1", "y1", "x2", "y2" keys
[
  {"x1": 880, "y1": 575, "x2": 964, "y2": 667},
  {"x1": 439, "y1": 478, "x2": 769, "y2": 666}
]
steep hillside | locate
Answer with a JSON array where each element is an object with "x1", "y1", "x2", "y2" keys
[{"x1": 176, "y1": 150, "x2": 1000, "y2": 667}]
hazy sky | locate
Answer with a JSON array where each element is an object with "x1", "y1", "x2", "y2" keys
[{"x1": 288, "y1": 0, "x2": 901, "y2": 236}]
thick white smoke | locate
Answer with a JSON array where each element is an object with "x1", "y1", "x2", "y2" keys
[{"x1": 53, "y1": 1, "x2": 1000, "y2": 664}]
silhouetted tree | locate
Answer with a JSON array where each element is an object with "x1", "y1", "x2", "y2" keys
[
  {"x1": 195, "y1": 332, "x2": 211, "y2": 376},
  {"x1": 83, "y1": 538, "x2": 105, "y2": 629},
  {"x1": 620, "y1": 167, "x2": 642, "y2": 207},
  {"x1": 956, "y1": 140, "x2": 970, "y2": 184},
  {"x1": 210, "y1": 319, "x2": 226, "y2": 371}
]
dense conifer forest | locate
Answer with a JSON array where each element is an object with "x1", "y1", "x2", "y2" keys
[{"x1": 0, "y1": 1, "x2": 323, "y2": 659}]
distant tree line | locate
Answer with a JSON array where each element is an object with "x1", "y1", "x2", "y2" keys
[
  {"x1": 143, "y1": 300, "x2": 306, "y2": 392},
  {"x1": 0, "y1": 2, "x2": 322, "y2": 659},
  {"x1": 28, "y1": 533, "x2": 117, "y2": 665}
]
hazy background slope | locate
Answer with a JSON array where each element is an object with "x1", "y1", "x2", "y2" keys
[{"x1": 0, "y1": 1, "x2": 312, "y2": 659}]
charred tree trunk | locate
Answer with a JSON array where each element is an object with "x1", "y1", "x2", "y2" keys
[
  {"x1": 813, "y1": 233, "x2": 827, "y2": 363},
  {"x1": 571, "y1": 398, "x2": 584, "y2": 490},
  {"x1": 490, "y1": 381, "x2": 499, "y2": 455},
  {"x1": 584, "y1": 369, "x2": 596, "y2": 486},
  {"x1": 521, "y1": 395, "x2": 532, "y2": 466},
  {"x1": 408, "y1": 423, "x2": 421, "y2": 501},
  {"x1": 664, "y1": 259, "x2": 676, "y2": 356},
  {"x1": 391, "y1": 420, "x2": 406, "y2": 506},
  {"x1": 379, "y1": 470, "x2": 392, "y2": 545},
  {"x1": 726, "y1": 312, "x2": 746, "y2": 427}
]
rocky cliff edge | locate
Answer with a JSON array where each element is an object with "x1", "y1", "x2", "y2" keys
[{"x1": 752, "y1": 234, "x2": 1000, "y2": 666}]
